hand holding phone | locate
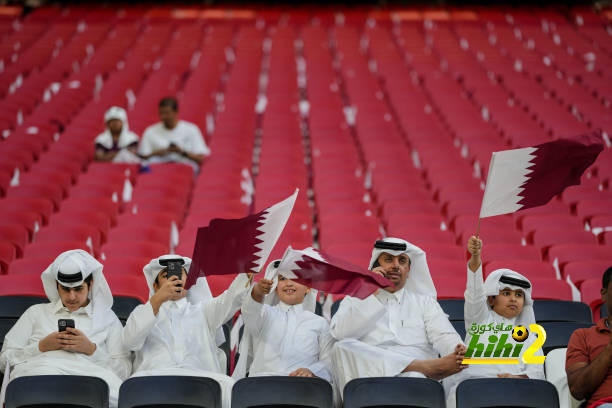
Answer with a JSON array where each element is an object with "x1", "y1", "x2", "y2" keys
[{"x1": 58, "y1": 319, "x2": 75, "y2": 332}]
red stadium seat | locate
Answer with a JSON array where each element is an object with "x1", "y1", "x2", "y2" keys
[
  {"x1": 0, "y1": 241, "x2": 16, "y2": 274},
  {"x1": 107, "y1": 226, "x2": 170, "y2": 249},
  {"x1": 35, "y1": 225, "x2": 101, "y2": 256},
  {"x1": 601, "y1": 231, "x2": 612, "y2": 245},
  {"x1": 485, "y1": 260, "x2": 557, "y2": 280},
  {"x1": 60, "y1": 198, "x2": 120, "y2": 226},
  {"x1": 2, "y1": 210, "x2": 42, "y2": 239},
  {"x1": 483, "y1": 244, "x2": 542, "y2": 263},
  {"x1": 6, "y1": 183, "x2": 64, "y2": 210},
  {"x1": 48, "y1": 211, "x2": 112, "y2": 243},
  {"x1": 0, "y1": 198, "x2": 54, "y2": 224},
  {"x1": 549, "y1": 244, "x2": 612, "y2": 267},
  {"x1": 102, "y1": 257, "x2": 150, "y2": 277},
  {"x1": 0, "y1": 223, "x2": 29, "y2": 257},
  {"x1": 530, "y1": 279, "x2": 573, "y2": 301},
  {"x1": 580, "y1": 278, "x2": 604, "y2": 318},
  {"x1": 428, "y1": 259, "x2": 467, "y2": 278},
  {"x1": 0, "y1": 274, "x2": 45, "y2": 297},
  {"x1": 564, "y1": 260, "x2": 611, "y2": 287},
  {"x1": 22, "y1": 241, "x2": 90, "y2": 260},
  {"x1": 575, "y1": 200, "x2": 612, "y2": 221},
  {"x1": 521, "y1": 214, "x2": 584, "y2": 235},
  {"x1": 531, "y1": 228, "x2": 598, "y2": 258},
  {"x1": 7, "y1": 258, "x2": 52, "y2": 275},
  {"x1": 106, "y1": 274, "x2": 149, "y2": 304},
  {"x1": 432, "y1": 275, "x2": 467, "y2": 299},
  {"x1": 100, "y1": 242, "x2": 167, "y2": 261},
  {"x1": 419, "y1": 243, "x2": 465, "y2": 261}
]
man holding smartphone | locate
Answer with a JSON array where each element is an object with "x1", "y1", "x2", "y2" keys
[
  {"x1": 0, "y1": 250, "x2": 131, "y2": 408},
  {"x1": 121, "y1": 254, "x2": 251, "y2": 408}
]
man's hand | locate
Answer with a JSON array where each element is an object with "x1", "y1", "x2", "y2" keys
[
  {"x1": 251, "y1": 278, "x2": 273, "y2": 303},
  {"x1": 404, "y1": 343, "x2": 467, "y2": 380},
  {"x1": 60, "y1": 328, "x2": 97, "y2": 355},
  {"x1": 467, "y1": 236, "x2": 482, "y2": 273},
  {"x1": 288, "y1": 368, "x2": 316, "y2": 377},
  {"x1": 150, "y1": 276, "x2": 186, "y2": 315},
  {"x1": 167, "y1": 144, "x2": 183, "y2": 154},
  {"x1": 39, "y1": 332, "x2": 64, "y2": 353},
  {"x1": 372, "y1": 266, "x2": 394, "y2": 294}
]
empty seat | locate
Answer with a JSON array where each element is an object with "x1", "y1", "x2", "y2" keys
[
  {"x1": 22, "y1": 241, "x2": 90, "y2": 260},
  {"x1": 485, "y1": 260, "x2": 557, "y2": 280},
  {"x1": 0, "y1": 295, "x2": 48, "y2": 319},
  {"x1": 0, "y1": 241, "x2": 16, "y2": 273},
  {"x1": 106, "y1": 274, "x2": 148, "y2": 305},
  {"x1": 343, "y1": 377, "x2": 446, "y2": 408},
  {"x1": 539, "y1": 322, "x2": 594, "y2": 354},
  {"x1": 100, "y1": 242, "x2": 167, "y2": 262},
  {"x1": 35, "y1": 224, "x2": 101, "y2": 256},
  {"x1": 456, "y1": 378, "x2": 559, "y2": 408},
  {"x1": 118, "y1": 376, "x2": 221, "y2": 408},
  {"x1": 483, "y1": 243, "x2": 542, "y2": 263},
  {"x1": 0, "y1": 223, "x2": 30, "y2": 257},
  {"x1": 231, "y1": 376, "x2": 333, "y2": 408},
  {"x1": 439, "y1": 299, "x2": 464, "y2": 321},
  {"x1": 5, "y1": 375, "x2": 109, "y2": 408},
  {"x1": 102, "y1": 257, "x2": 149, "y2": 277},
  {"x1": 563, "y1": 260, "x2": 611, "y2": 286},
  {"x1": 0, "y1": 198, "x2": 54, "y2": 224},
  {"x1": 107, "y1": 226, "x2": 170, "y2": 249},
  {"x1": 533, "y1": 300, "x2": 592, "y2": 323}
]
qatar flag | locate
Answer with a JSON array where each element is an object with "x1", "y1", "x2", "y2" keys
[
  {"x1": 479, "y1": 131, "x2": 604, "y2": 218},
  {"x1": 184, "y1": 189, "x2": 298, "y2": 289},
  {"x1": 273, "y1": 247, "x2": 393, "y2": 299}
]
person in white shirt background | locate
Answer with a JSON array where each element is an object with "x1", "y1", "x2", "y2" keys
[
  {"x1": 138, "y1": 97, "x2": 210, "y2": 171},
  {"x1": 0, "y1": 250, "x2": 131, "y2": 408},
  {"x1": 94, "y1": 106, "x2": 141, "y2": 163},
  {"x1": 121, "y1": 255, "x2": 250, "y2": 408},
  {"x1": 444, "y1": 236, "x2": 544, "y2": 407},
  {"x1": 330, "y1": 238, "x2": 467, "y2": 396},
  {"x1": 236, "y1": 259, "x2": 335, "y2": 382}
]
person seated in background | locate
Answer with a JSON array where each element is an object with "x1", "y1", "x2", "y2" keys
[
  {"x1": 566, "y1": 267, "x2": 612, "y2": 408},
  {"x1": 330, "y1": 238, "x2": 466, "y2": 395},
  {"x1": 138, "y1": 97, "x2": 210, "y2": 171},
  {"x1": 444, "y1": 236, "x2": 544, "y2": 407},
  {"x1": 94, "y1": 106, "x2": 140, "y2": 163},
  {"x1": 236, "y1": 259, "x2": 334, "y2": 382},
  {"x1": 121, "y1": 255, "x2": 251, "y2": 408},
  {"x1": 0, "y1": 250, "x2": 130, "y2": 408}
]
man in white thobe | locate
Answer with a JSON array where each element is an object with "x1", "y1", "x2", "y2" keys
[
  {"x1": 138, "y1": 97, "x2": 210, "y2": 172},
  {"x1": 0, "y1": 250, "x2": 131, "y2": 408},
  {"x1": 121, "y1": 255, "x2": 250, "y2": 408},
  {"x1": 330, "y1": 238, "x2": 467, "y2": 394}
]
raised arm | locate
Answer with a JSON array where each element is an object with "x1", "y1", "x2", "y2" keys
[
  {"x1": 566, "y1": 329, "x2": 612, "y2": 400},
  {"x1": 329, "y1": 295, "x2": 386, "y2": 340},
  {"x1": 204, "y1": 274, "x2": 251, "y2": 332},
  {"x1": 464, "y1": 236, "x2": 489, "y2": 327}
]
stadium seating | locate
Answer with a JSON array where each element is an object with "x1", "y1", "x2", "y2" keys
[
  {"x1": 456, "y1": 378, "x2": 560, "y2": 408},
  {"x1": 5, "y1": 375, "x2": 109, "y2": 408},
  {"x1": 231, "y1": 377, "x2": 333, "y2": 408},
  {"x1": 540, "y1": 322, "x2": 594, "y2": 354},
  {"x1": 343, "y1": 377, "x2": 446, "y2": 408},
  {"x1": 118, "y1": 376, "x2": 221, "y2": 408}
]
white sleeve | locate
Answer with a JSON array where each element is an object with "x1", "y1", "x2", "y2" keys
[
  {"x1": 241, "y1": 292, "x2": 269, "y2": 337},
  {"x1": 187, "y1": 124, "x2": 210, "y2": 156},
  {"x1": 137, "y1": 128, "x2": 154, "y2": 156},
  {"x1": 329, "y1": 295, "x2": 386, "y2": 340},
  {"x1": 308, "y1": 321, "x2": 334, "y2": 382},
  {"x1": 92, "y1": 318, "x2": 132, "y2": 380},
  {"x1": 464, "y1": 264, "x2": 489, "y2": 330},
  {"x1": 423, "y1": 296, "x2": 464, "y2": 356},
  {"x1": 204, "y1": 274, "x2": 250, "y2": 332},
  {"x1": 121, "y1": 302, "x2": 157, "y2": 351},
  {"x1": 0, "y1": 307, "x2": 43, "y2": 368}
]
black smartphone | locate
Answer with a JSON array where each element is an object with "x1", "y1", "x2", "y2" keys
[
  {"x1": 58, "y1": 319, "x2": 75, "y2": 332},
  {"x1": 159, "y1": 258, "x2": 185, "y2": 283}
]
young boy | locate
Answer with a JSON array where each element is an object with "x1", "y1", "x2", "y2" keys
[
  {"x1": 236, "y1": 260, "x2": 334, "y2": 382},
  {"x1": 445, "y1": 236, "x2": 545, "y2": 407}
]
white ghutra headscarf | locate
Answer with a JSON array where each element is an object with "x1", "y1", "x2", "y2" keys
[
  {"x1": 483, "y1": 268, "x2": 535, "y2": 327},
  {"x1": 41, "y1": 249, "x2": 117, "y2": 337},
  {"x1": 369, "y1": 237, "x2": 437, "y2": 298}
]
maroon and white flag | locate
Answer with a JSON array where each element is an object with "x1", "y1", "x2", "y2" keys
[
  {"x1": 271, "y1": 247, "x2": 393, "y2": 299},
  {"x1": 480, "y1": 131, "x2": 604, "y2": 218},
  {"x1": 185, "y1": 189, "x2": 298, "y2": 289}
]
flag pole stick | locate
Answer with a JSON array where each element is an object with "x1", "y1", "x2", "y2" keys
[{"x1": 476, "y1": 217, "x2": 481, "y2": 238}]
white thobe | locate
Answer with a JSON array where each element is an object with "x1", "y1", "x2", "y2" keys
[
  {"x1": 121, "y1": 274, "x2": 249, "y2": 408},
  {"x1": 330, "y1": 288, "x2": 462, "y2": 392},
  {"x1": 0, "y1": 300, "x2": 130, "y2": 408},
  {"x1": 444, "y1": 266, "x2": 545, "y2": 408},
  {"x1": 138, "y1": 120, "x2": 210, "y2": 171},
  {"x1": 241, "y1": 295, "x2": 334, "y2": 381}
]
